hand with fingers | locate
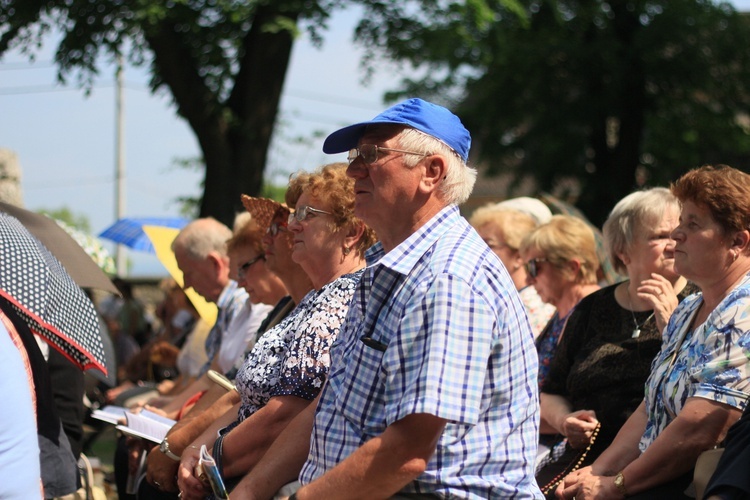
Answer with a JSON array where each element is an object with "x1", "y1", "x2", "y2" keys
[
  {"x1": 636, "y1": 273, "x2": 680, "y2": 333},
  {"x1": 146, "y1": 444, "x2": 180, "y2": 492},
  {"x1": 561, "y1": 410, "x2": 599, "y2": 449},
  {"x1": 176, "y1": 444, "x2": 212, "y2": 500}
]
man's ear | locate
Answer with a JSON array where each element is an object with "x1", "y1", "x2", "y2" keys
[
  {"x1": 207, "y1": 251, "x2": 229, "y2": 276},
  {"x1": 419, "y1": 155, "x2": 447, "y2": 194},
  {"x1": 343, "y1": 221, "x2": 366, "y2": 250}
]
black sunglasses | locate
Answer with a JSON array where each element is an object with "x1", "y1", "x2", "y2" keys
[{"x1": 524, "y1": 258, "x2": 548, "y2": 278}]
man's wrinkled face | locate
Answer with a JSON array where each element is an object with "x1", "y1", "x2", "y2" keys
[
  {"x1": 345, "y1": 127, "x2": 424, "y2": 232},
  {"x1": 174, "y1": 246, "x2": 223, "y2": 303}
]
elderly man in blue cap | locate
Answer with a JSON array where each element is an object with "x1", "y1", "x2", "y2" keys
[{"x1": 233, "y1": 98, "x2": 542, "y2": 499}]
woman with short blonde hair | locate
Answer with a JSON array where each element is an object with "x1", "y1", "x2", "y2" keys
[
  {"x1": 521, "y1": 215, "x2": 600, "y2": 286},
  {"x1": 470, "y1": 205, "x2": 554, "y2": 337}
]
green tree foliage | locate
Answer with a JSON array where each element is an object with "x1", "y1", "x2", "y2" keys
[
  {"x1": 358, "y1": 0, "x2": 750, "y2": 224},
  {"x1": 0, "y1": 0, "x2": 342, "y2": 226}
]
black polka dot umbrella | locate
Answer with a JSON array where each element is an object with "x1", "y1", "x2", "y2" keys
[{"x1": 0, "y1": 213, "x2": 107, "y2": 374}]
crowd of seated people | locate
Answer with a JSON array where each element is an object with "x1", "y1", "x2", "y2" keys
[
  {"x1": 102, "y1": 171, "x2": 750, "y2": 500},
  {"x1": 12, "y1": 98, "x2": 750, "y2": 500}
]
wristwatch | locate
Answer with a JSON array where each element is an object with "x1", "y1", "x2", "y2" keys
[
  {"x1": 613, "y1": 471, "x2": 628, "y2": 497},
  {"x1": 159, "y1": 437, "x2": 181, "y2": 462}
]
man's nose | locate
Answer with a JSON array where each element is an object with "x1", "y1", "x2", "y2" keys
[{"x1": 346, "y1": 159, "x2": 367, "y2": 179}]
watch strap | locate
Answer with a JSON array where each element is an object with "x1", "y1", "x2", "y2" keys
[
  {"x1": 614, "y1": 471, "x2": 628, "y2": 497},
  {"x1": 160, "y1": 437, "x2": 181, "y2": 462}
]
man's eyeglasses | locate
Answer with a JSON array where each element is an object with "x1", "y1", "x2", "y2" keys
[
  {"x1": 288, "y1": 205, "x2": 333, "y2": 224},
  {"x1": 524, "y1": 258, "x2": 548, "y2": 279},
  {"x1": 267, "y1": 221, "x2": 287, "y2": 236},
  {"x1": 237, "y1": 254, "x2": 265, "y2": 278},
  {"x1": 347, "y1": 144, "x2": 428, "y2": 165}
]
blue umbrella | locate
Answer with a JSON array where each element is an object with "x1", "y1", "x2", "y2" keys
[{"x1": 98, "y1": 217, "x2": 189, "y2": 253}]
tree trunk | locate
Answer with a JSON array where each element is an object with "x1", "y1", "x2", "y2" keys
[
  {"x1": 146, "y1": 6, "x2": 299, "y2": 227},
  {"x1": 579, "y1": 6, "x2": 646, "y2": 226}
]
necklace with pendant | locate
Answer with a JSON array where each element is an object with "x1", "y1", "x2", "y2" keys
[{"x1": 627, "y1": 286, "x2": 655, "y2": 338}]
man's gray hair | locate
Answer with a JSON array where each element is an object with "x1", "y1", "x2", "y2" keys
[
  {"x1": 397, "y1": 128, "x2": 477, "y2": 205},
  {"x1": 171, "y1": 217, "x2": 232, "y2": 261}
]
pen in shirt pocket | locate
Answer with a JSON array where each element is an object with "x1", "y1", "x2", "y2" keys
[{"x1": 360, "y1": 335, "x2": 388, "y2": 352}]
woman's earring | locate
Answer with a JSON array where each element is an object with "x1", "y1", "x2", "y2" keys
[{"x1": 343, "y1": 246, "x2": 351, "y2": 256}]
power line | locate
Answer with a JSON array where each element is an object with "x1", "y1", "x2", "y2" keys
[
  {"x1": 0, "y1": 83, "x2": 114, "y2": 95},
  {"x1": 0, "y1": 61, "x2": 56, "y2": 71},
  {"x1": 25, "y1": 175, "x2": 113, "y2": 190},
  {"x1": 0, "y1": 80, "x2": 154, "y2": 95},
  {"x1": 284, "y1": 88, "x2": 383, "y2": 111},
  {"x1": 0, "y1": 66, "x2": 382, "y2": 109}
]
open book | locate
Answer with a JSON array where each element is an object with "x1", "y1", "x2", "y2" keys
[
  {"x1": 197, "y1": 444, "x2": 230, "y2": 499},
  {"x1": 91, "y1": 405, "x2": 129, "y2": 425},
  {"x1": 115, "y1": 409, "x2": 176, "y2": 443}
]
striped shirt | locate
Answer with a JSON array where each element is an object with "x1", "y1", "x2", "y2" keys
[
  {"x1": 300, "y1": 206, "x2": 542, "y2": 499},
  {"x1": 199, "y1": 280, "x2": 248, "y2": 377}
]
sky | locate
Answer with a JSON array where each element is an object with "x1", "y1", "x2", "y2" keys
[{"x1": 2, "y1": 2, "x2": 750, "y2": 276}]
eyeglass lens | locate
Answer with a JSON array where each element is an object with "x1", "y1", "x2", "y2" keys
[
  {"x1": 238, "y1": 255, "x2": 264, "y2": 277},
  {"x1": 267, "y1": 222, "x2": 286, "y2": 236},
  {"x1": 288, "y1": 206, "x2": 331, "y2": 225},
  {"x1": 348, "y1": 145, "x2": 378, "y2": 164},
  {"x1": 525, "y1": 259, "x2": 545, "y2": 278}
]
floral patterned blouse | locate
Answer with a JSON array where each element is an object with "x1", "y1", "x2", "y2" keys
[
  {"x1": 234, "y1": 271, "x2": 362, "y2": 422},
  {"x1": 640, "y1": 273, "x2": 750, "y2": 452},
  {"x1": 536, "y1": 309, "x2": 573, "y2": 388}
]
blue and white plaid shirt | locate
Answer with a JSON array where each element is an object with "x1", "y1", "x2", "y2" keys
[
  {"x1": 199, "y1": 280, "x2": 248, "y2": 377},
  {"x1": 300, "y1": 206, "x2": 542, "y2": 499}
]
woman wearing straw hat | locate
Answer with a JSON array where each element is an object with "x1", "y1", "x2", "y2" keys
[{"x1": 171, "y1": 163, "x2": 376, "y2": 499}]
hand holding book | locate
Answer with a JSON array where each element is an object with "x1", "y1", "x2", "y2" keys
[{"x1": 196, "y1": 444, "x2": 230, "y2": 499}]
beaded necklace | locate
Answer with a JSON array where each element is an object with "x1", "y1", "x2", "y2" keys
[{"x1": 540, "y1": 422, "x2": 602, "y2": 496}]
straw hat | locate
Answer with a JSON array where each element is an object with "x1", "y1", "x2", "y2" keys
[{"x1": 240, "y1": 195, "x2": 290, "y2": 230}]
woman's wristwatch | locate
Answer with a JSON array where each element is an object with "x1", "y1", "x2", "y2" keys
[
  {"x1": 159, "y1": 436, "x2": 181, "y2": 462},
  {"x1": 614, "y1": 471, "x2": 628, "y2": 497}
]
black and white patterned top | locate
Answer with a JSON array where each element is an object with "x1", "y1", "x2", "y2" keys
[{"x1": 234, "y1": 270, "x2": 362, "y2": 422}]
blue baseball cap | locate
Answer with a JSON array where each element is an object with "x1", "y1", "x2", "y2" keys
[{"x1": 322, "y1": 98, "x2": 471, "y2": 163}]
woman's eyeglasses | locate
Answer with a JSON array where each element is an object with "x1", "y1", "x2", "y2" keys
[
  {"x1": 347, "y1": 144, "x2": 428, "y2": 165},
  {"x1": 237, "y1": 254, "x2": 265, "y2": 278},
  {"x1": 524, "y1": 258, "x2": 548, "y2": 278},
  {"x1": 288, "y1": 205, "x2": 333, "y2": 224},
  {"x1": 267, "y1": 221, "x2": 287, "y2": 236}
]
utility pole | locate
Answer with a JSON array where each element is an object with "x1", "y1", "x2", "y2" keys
[{"x1": 115, "y1": 55, "x2": 126, "y2": 276}]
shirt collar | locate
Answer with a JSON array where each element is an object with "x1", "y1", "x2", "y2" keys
[
  {"x1": 365, "y1": 205, "x2": 461, "y2": 275},
  {"x1": 216, "y1": 280, "x2": 239, "y2": 309}
]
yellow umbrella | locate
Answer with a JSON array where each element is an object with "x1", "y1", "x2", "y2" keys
[{"x1": 143, "y1": 225, "x2": 218, "y2": 326}]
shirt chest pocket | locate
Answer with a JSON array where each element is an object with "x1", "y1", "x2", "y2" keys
[{"x1": 332, "y1": 334, "x2": 391, "y2": 436}]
